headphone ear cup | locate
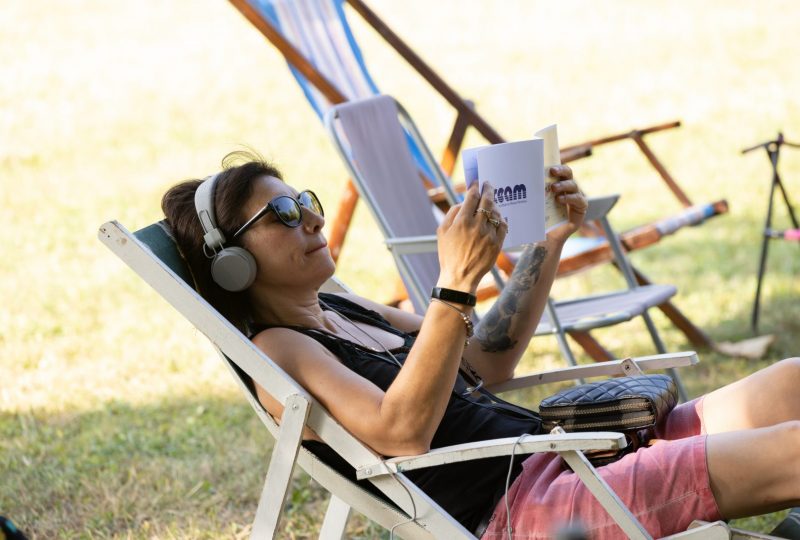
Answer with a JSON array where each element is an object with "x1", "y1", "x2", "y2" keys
[{"x1": 210, "y1": 247, "x2": 257, "y2": 292}]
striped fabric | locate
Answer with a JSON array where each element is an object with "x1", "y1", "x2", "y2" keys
[
  {"x1": 247, "y1": 0, "x2": 437, "y2": 181},
  {"x1": 248, "y1": 0, "x2": 378, "y2": 116},
  {"x1": 654, "y1": 203, "x2": 717, "y2": 236},
  {"x1": 334, "y1": 95, "x2": 443, "y2": 313}
]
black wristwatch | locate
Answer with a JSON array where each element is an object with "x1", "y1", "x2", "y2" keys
[{"x1": 430, "y1": 287, "x2": 477, "y2": 307}]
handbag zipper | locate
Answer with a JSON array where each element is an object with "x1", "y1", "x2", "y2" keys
[
  {"x1": 548, "y1": 414, "x2": 655, "y2": 430},
  {"x1": 539, "y1": 401, "x2": 650, "y2": 418}
]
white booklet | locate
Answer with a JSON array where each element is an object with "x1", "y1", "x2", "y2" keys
[{"x1": 462, "y1": 124, "x2": 568, "y2": 251}]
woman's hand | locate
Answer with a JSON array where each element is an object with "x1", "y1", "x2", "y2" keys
[
  {"x1": 436, "y1": 182, "x2": 508, "y2": 293},
  {"x1": 546, "y1": 165, "x2": 588, "y2": 244}
]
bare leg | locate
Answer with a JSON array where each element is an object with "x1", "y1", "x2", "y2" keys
[
  {"x1": 702, "y1": 357, "x2": 800, "y2": 434},
  {"x1": 707, "y1": 421, "x2": 800, "y2": 519}
]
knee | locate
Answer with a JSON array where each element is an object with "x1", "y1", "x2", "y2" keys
[
  {"x1": 777, "y1": 421, "x2": 800, "y2": 487},
  {"x1": 775, "y1": 420, "x2": 800, "y2": 454},
  {"x1": 778, "y1": 356, "x2": 800, "y2": 367},
  {"x1": 771, "y1": 357, "x2": 800, "y2": 386}
]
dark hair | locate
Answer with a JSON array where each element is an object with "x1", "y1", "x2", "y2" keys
[{"x1": 161, "y1": 150, "x2": 283, "y2": 331}]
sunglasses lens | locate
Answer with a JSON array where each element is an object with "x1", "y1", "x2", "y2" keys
[
  {"x1": 272, "y1": 197, "x2": 302, "y2": 227},
  {"x1": 299, "y1": 191, "x2": 324, "y2": 217}
]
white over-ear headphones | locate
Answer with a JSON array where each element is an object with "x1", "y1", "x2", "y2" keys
[{"x1": 194, "y1": 173, "x2": 257, "y2": 292}]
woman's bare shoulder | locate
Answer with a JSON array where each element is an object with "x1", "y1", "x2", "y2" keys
[{"x1": 251, "y1": 326, "x2": 337, "y2": 371}]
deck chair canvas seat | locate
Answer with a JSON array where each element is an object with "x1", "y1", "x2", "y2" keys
[
  {"x1": 324, "y1": 95, "x2": 688, "y2": 399},
  {"x1": 99, "y1": 218, "x2": 773, "y2": 539},
  {"x1": 228, "y1": 0, "x2": 728, "y2": 354}
]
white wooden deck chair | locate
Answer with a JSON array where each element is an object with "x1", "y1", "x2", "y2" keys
[
  {"x1": 98, "y1": 218, "x2": 767, "y2": 539},
  {"x1": 323, "y1": 95, "x2": 688, "y2": 399}
]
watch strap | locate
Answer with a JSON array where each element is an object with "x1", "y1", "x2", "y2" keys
[{"x1": 431, "y1": 287, "x2": 477, "y2": 307}]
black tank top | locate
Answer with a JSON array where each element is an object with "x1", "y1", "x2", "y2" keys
[{"x1": 253, "y1": 293, "x2": 542, "y2": 533}]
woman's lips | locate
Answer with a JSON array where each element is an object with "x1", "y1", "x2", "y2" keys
[{"x1": 306, "y1": 242, "x2": 328, "y2": 254}]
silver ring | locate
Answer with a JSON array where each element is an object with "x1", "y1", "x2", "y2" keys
[{"x1": 487, "y1": 217, "x2": 501, "y2": 228}]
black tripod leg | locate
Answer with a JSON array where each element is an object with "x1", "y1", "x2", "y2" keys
[
  {"x1": 752, "y1": 231, "x2": 771, "y2": 332},
  {"x1": 775, "y1": 171, "x2": 800, "y2": 229},
  {"x1": 752, "y1": 147, "x2": 780, "y2": 332}
]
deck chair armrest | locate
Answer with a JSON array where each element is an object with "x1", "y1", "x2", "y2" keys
[
  {"x1": 585, "y1": 194, "x2": 621, "y2": 222},
  {"x1": 486, "y1": 351, "x2": 698, "y2": 393},
  {"x1": 384, "y1": 234, "x2": 438, "y2": 255},
  {"x1": 356, "y1": 431, "x2": 626, "y2": 479},
  {"x1": 561, "y1": 144, "x2": 593, "y2": 163},
  {"x1": 561, "y1": 121, "x2": 682, "y2": 153}
]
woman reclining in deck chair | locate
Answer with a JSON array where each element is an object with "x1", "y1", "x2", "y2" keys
[{"x1": 161, "y1": 152, "x2": 800, "y2": 539}]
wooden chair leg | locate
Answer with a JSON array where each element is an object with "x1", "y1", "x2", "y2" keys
[
  {"x1": 568, "y1": 331, "x2": 615, "y2": 362},
  {"x1": 439, "y1": 102, "x2": 473, "y2": 177},
  {"x1": 631, "y1": 268, "x2": 713, "y2": 349},
  {"x1": 328, "y1": 180, "x2": 360, "y2": 262},
  {"x1": 631, "y1": 132, "x2": 693, "y2": 207}
]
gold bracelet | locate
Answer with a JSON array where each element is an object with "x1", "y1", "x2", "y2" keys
[{"x1": 430, "y1": 297, "x2": 474, "y2": 347}]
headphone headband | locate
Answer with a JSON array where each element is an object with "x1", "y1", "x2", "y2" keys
[{"x1": 194, "y1": 173, "x2": 226, "y2": 251}]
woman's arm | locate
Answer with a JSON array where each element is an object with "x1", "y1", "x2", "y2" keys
[
  {"x1": 256, "y1": 182, "x2": 505, "y2": 456},
  {"x1": 464, "y1": 167, "x2": 587, "y2": 385}
]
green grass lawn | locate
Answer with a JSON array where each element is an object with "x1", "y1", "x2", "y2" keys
[{"x1": 2, "y1": 0, "x2": 800, "y2": 537}]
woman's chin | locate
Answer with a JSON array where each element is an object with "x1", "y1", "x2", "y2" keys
[{"x1": 312, "y1": 256, "x2": 337, "y2": 286}]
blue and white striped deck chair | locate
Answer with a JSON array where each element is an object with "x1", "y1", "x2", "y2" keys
[
  {"x1": 324, "y1": 95, "x2": 689, "y2": 400},
  {"x1": 231, "y1": 0, "x2": 724, "y2": 357},
  {"x1": 246, "y1": 0, "x2": 439, "y2": 182}
]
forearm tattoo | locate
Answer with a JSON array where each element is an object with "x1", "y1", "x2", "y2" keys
[{"x1": 475, "y1": 245, "x2": 547, "y2": 352}]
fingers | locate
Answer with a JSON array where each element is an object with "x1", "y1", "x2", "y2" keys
[
  {"x1": 495, "y1": 217, "x2": 509, "y2": 239},
  {"x1": 549, "y1": 173, "x2": 586, "y2": 215},
  {"x1": 558, "y1": 193, "x2": 588, "y2": 215},
  {"x1": 441, "y1": 204, "x2": 460, "y2": 229},
  {"x1": 459, "y1": 181, "x2": 498, "y2": 227},
  {"x1": 460, "y1": 181, "x2": 482, "y2": 215},
  {"x1": 548, "y1": 179, "x2": 579, "y2": 195},
  {"x1": 477, "y1": 181, "x2": 495, "y2": 210},
  {"x1": 548, "y1": 165, "x2": 573, "y2": 180}
]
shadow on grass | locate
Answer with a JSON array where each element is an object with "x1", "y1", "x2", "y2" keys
[
  {"x1": 0, "y1": 397, "x2": 385, "y2": 539},
  {"x1": 3, "y1": 369, "x2": 795, "y2": 538}
]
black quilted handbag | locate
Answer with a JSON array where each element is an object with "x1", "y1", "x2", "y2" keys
[{"x1": 539, "y1": 374, "x2": 678, "y2": 465}]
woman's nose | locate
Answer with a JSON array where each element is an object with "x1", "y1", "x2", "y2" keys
[{"x1": 302, "y1": 206, "x2": 324, "y2": 233}]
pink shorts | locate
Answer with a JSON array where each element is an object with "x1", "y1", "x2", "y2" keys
[{"x1": 481, "y1": 397, "x2": 722, "y2": 539}]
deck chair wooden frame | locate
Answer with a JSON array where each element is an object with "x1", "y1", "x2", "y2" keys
[
  {"x1": 98, "y1": 218, "x2": 774, "y2": 539},
  {"x1": 227, "y1": 0, "x2": 726, "y2": 352},
  {"x1": 324, "y1": 94, "x2": 688, "y2": 400}
]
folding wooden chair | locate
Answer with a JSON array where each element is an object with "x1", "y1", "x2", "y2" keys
[
  {"x1": 324, "y1": 94, "x2": 689, "y2": 399},
  {"x1": 99, "y1": 218, "x2": 769, "y2": 539},
  {"x1": 226, "y1": 0, "x2": 726, "y2": 353}
]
